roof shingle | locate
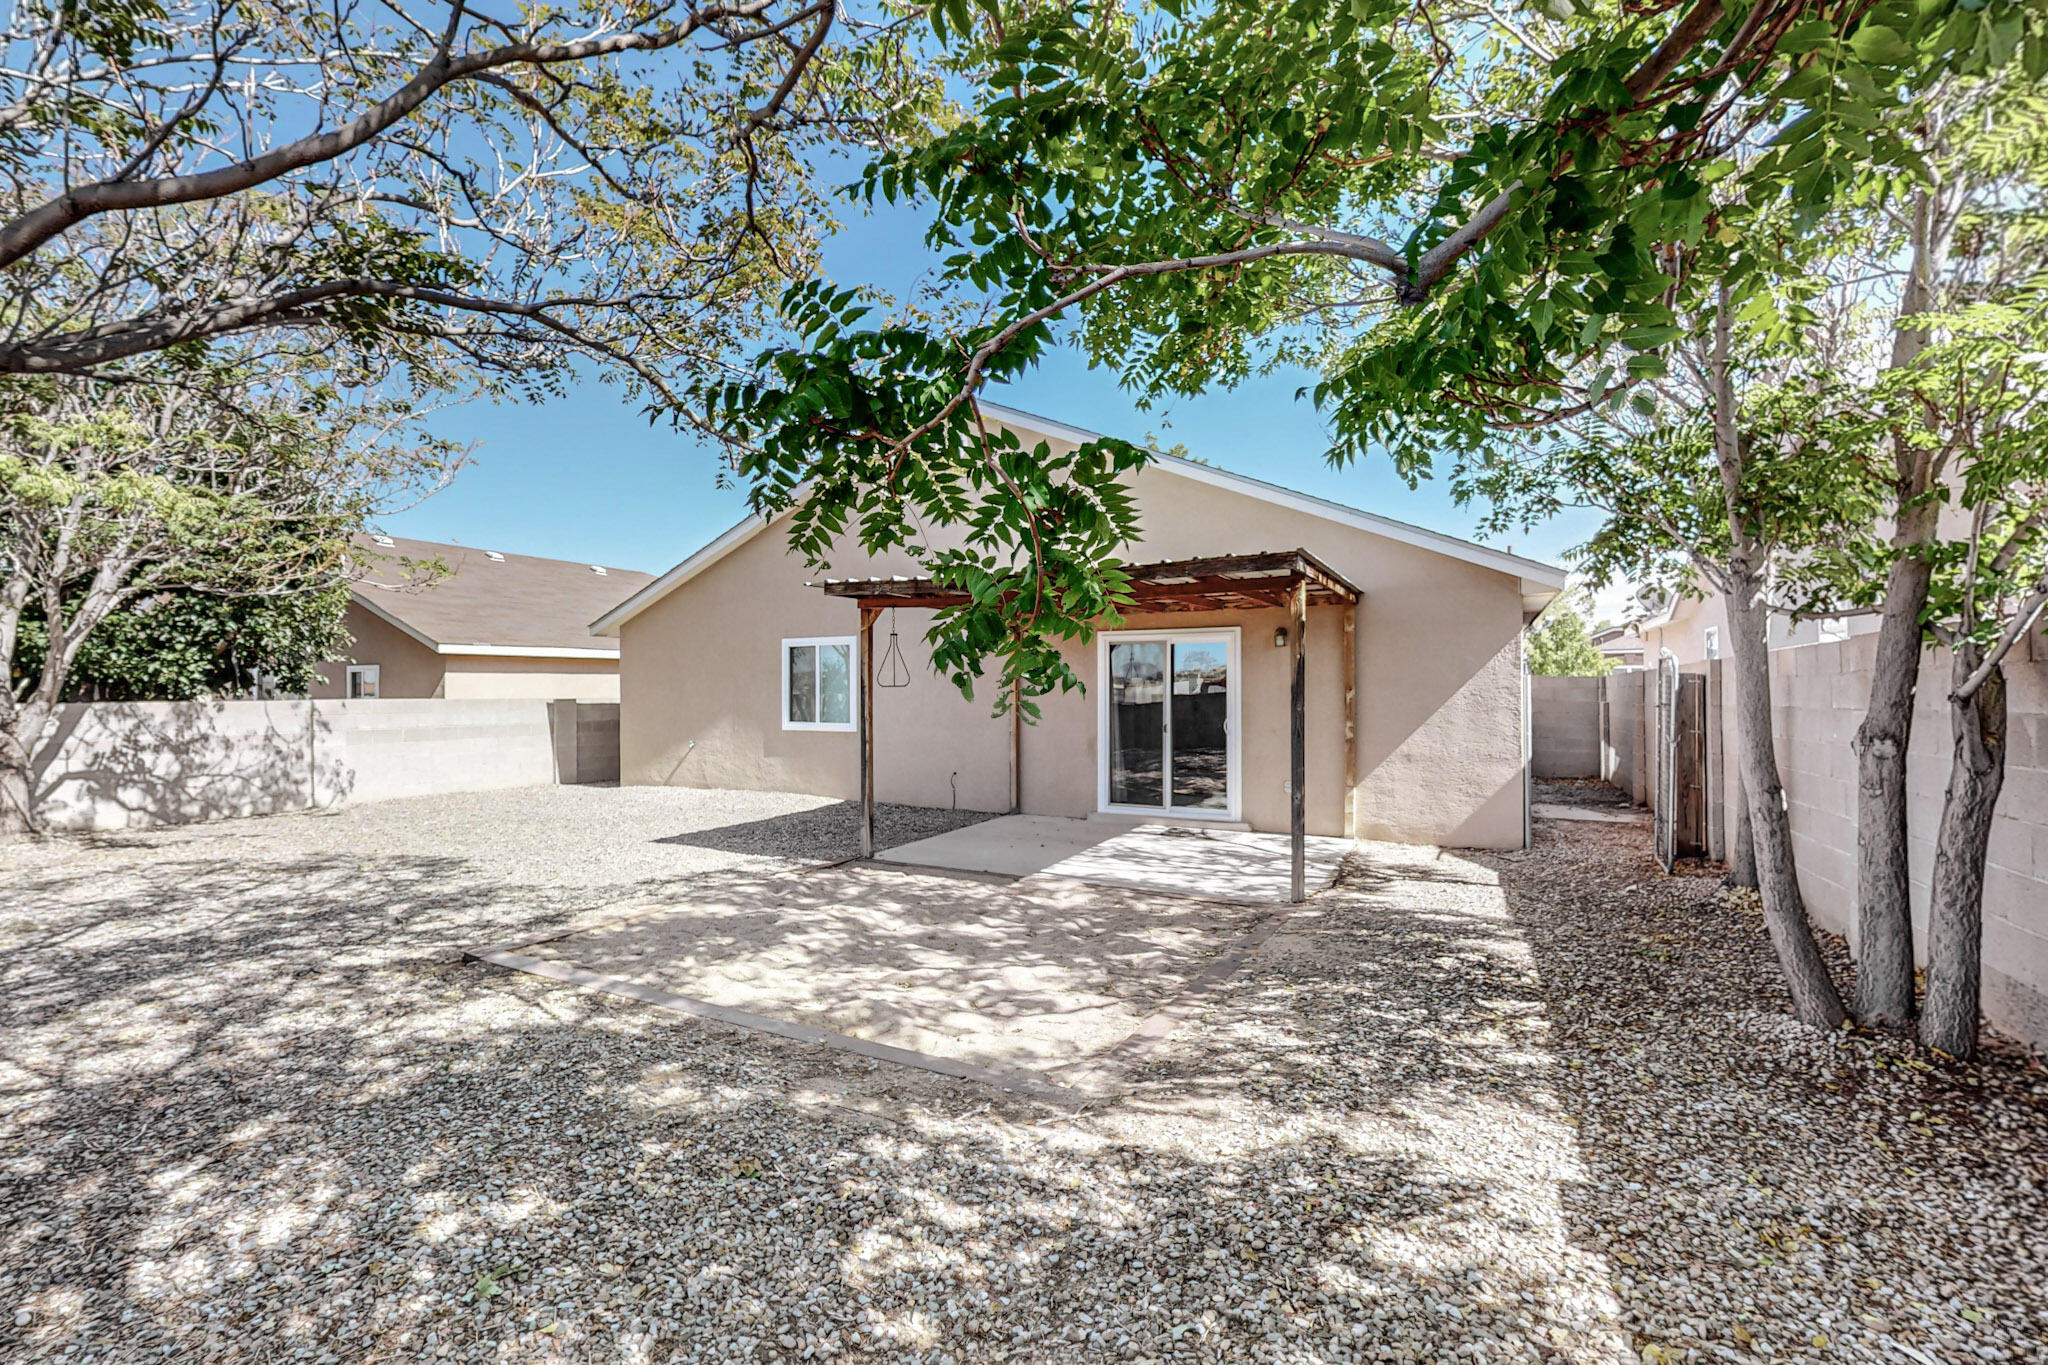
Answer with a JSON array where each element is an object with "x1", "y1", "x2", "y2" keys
[{"x1": 351, "y1": 534, "x2": 653, "y2": 654}]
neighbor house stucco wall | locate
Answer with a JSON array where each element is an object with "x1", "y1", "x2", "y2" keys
[
  {"x1": 617, "y1": 458, "x2": 1534, "y2": 848},
  {"x1": 309, "y1": 602, "x2": 445, "y2": 699},
  {"x1": 310, "y1": 603, "x2": 622, "y2": 701},
  {"x1": 442, "y1": 654, "x2": 622, "y2": 701}
]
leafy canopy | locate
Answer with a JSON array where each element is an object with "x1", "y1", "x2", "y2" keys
[
  {"x1": 698, "y1": 0, "x2": 2040, "y2": 704},
  {"x1": 1527, "y1": 595, "x2": 1618, "y2": 676}
]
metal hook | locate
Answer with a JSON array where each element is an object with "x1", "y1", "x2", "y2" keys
[{"x1": 877, "y1": 606, "x2": 912, "y2": 688}]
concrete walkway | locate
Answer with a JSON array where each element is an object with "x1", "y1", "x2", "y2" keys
[{"x1": 875, "y1": 813, "x2": 1354, "y2": 904}]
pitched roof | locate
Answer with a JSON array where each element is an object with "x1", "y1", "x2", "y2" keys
[
  {"x1": 590, "y1": 402, "x2": 1568, "y2": 636},
  {"x1": 351, "y1": 534, "x2": 653, "y2": 658}
]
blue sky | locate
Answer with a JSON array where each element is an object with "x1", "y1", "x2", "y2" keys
[{"x1": 379, "y1": 183, "x2": 1609, "y2": 593}]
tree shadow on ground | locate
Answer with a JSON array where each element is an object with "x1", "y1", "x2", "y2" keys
[
  {"x1": 1470, "y1": 817, "x2": 2048, "y2": 1362},
  {"x1": 654, "y1": 800, "x2": 994, "y2": 860},
  {"x1": 0, "y1": 826, "x2": 1621, "y2": 1363},
  {"x1": 7, "y1": 814, "x2": 2040, "y2": 1363}
]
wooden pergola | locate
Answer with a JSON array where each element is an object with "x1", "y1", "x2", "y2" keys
[{"x1": 816, "y1": 549, "x2": 1362, "y2": 902}]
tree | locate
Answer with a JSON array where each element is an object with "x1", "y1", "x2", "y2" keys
[
  {"x1": 0, "y1": 0, "x2": 943, "y2": 406},
  {"x1": 9, "y1": 584, "x2": 355, "y2": 701},
  {"x1": 1816, "y1": 295, "x2": 2048, "y2": 1058},
  {"x1": 1783, "y1": 71, "x2": 2048, "y2": 1037},
  {"x1": 698, "y1": 0, "x2": 2023, "y2": 701},
  {"x1": 1526, "y1": 592, "x2": 1615, "y2": 676},
  {"x1": 1459, "y1": 273, "x2": 1864, "y2": 1029},
  {"x1": 0, "y1": 354, "x2": 454, "y2": 836}
]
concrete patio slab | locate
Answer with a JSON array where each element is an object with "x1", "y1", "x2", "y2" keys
[{"x1": 874, "y1": 813, "x2": 1354, "y2": 904}]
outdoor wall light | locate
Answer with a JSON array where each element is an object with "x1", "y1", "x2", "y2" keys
[{"x1": 1273, "y1": 626, "x2": 1288, "y2": 649}]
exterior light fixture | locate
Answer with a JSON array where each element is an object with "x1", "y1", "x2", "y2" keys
[{"x1": 1273, "y1": 626, "x2": 1288, "y2": 649}]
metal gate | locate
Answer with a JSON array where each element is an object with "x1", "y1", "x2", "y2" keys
[{"x1": 1654, "y1": 653, "x2": 1708, "y2": 872}]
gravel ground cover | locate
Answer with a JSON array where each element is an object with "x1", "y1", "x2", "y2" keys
[
  {"x1": 533, "y1": 863, "x2": 1269, "y2": 1073},
  {"x1": 1532, "y1": 779, "x2": 1638, "y2": 812},
  {"x1": 2, "y1": 789, "x2": 2043, "y2": 1364}
]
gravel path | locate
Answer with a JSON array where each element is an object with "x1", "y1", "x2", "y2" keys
[{"x1": 2, "y1": 792, "x2": 2042, "y2": 1363}]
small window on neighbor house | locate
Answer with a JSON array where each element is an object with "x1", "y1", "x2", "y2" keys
[
  {"x1": 1819, "y1": 617, "x2": 1850, "y2": 642},
  {"x1": 1704, "y1": 626, "x2": 1721, "y2": 660},
  {"x1": 782, "y1": 637, "x2": 855, "y2": 731},
  {"x1": 346, "y1": 664, "x2": 381, "y2": 699}
]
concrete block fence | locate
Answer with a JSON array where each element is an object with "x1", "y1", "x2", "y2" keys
[
  {"x1": 1531, "y1": 637, "x2": 2048, "y2": 1051},
  {"x1": 1531, "y1": 675, "x2": 1602, "y2": 778},
  {"x1": 31, "y1": 697, "x2": 619, "y2": 833}
]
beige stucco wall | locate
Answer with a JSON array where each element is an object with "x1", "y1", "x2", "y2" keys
[
  {"x1": 309, "y1": 602, "x2": 446, "y2": 699},
  {"x1": 442, "y1": 655, "x2": 621, "y2": 701},
  {"x1": 618, "y1": 461, "x2": 1533, "y2": 848}
]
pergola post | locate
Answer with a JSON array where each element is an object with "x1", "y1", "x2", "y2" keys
[
  {"x1": 1290, "y1": 578, "x2": 1308, "y2": 903},
  {"x1": 858, "y1": 604, "x2": 878, "y2": 859},
  {"x1": 1009, "y1": 676, "x2": 1023, "y2": 814},
  {"x1": 1342, "y1": 602, "x2": 1358, "y2": 840}
]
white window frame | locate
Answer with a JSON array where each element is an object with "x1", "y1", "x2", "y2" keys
[
  {"x1": 781, "y1": 635, "x2": 858, "y2": 732},
  {"x1": 345, "y1": 664, "x2": 381, "y2": 699},
  {"x1": 1703, "y1": 626, "x2": 1721, "y2": 660},
  {"x1": 1095, "y1": 627, "x2": 1242, "y2": 822}
]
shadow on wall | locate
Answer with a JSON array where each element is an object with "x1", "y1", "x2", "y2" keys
[{"x1": 33, "y1": 700, "x2": 352, "y2": 833}]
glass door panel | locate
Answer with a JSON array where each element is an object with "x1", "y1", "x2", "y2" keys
[
  {"x1": 1169, "y1": 640, "x2": 1230, "y2": 809},
  {"x1": 1107, "y1": 640, "x2": 1165, "y2": 806}
]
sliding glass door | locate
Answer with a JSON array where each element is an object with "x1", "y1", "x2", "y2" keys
[{"x1": 1102, "y1": 630, "x2": 1239, "y2": 819}]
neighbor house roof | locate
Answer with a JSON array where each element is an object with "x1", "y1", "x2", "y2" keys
[
  {"x1": 1590, "y1": 624, "x2": 1645, "y2": 656},
  {"x1": 590, "y1": 401, "x2": 1567, "y2": 637},
  {"x1": 352, "y1": 534, "x2": 653, "y2": 660}
]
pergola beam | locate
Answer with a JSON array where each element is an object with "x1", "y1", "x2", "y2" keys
[{"x1": 816, "y1": 548, "x2": 1360, "y2": 616}]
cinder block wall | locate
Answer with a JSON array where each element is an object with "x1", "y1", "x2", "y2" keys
[
  {"x1": 549, "y1": 700, "x2": 620, "y2": 785},
  {"x1": 33, "y1": 697, "x2": 589, "y2": 832},
  {"x1": 1773, "y1": 635, "x2": 2048, "y2": 1051},
  {"x1": 1601, "y1": 673, "x2": 1647, "y2": 802},
  {"x1": 1530, "y1": 675, "x2": 1603, "y2": 778}
]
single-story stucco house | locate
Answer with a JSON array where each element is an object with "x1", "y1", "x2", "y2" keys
[
  {"x1": 594, "y1": 405, "x2": 1567, "y2": 850},
  {"x1": 308, "y1": 534, "x2": 653, "y2": 702}
]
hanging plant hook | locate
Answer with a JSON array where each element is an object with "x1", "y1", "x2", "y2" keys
[{"x1": 877, "y1": 606, "x2": 912, "y2": 688}]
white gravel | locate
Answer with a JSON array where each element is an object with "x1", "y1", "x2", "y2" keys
[{"x1": 1, "y1": 785, "x2": 2042, "y2": 1363}]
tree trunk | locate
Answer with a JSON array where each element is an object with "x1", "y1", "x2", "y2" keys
[
  {"x1": 1728, "y1": 796, "x2": 1758, "y2": 889},
  {"x1": 1850, "y1": 549, "x2": 1934, "y2": 1032},
  {"x1": 0, "y1": 713, "x2": 44, "y2": 841},
  {"x1": 1921, "y1": 654, "x2": 2006, "y2": 1061},
  {"x1": 1724, "y1": 570, "x2": 1849, "y2": 1029}
]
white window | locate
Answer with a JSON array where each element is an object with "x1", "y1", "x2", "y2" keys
[
  {"x1": 1819, "y1": 617, "x2": 1850, "y2": 642},
  {"x1": 346, "y1": 664, "x2": 381, "y2": 699},
  {"x1": 781, "y1": 637, "x2": 855, "y2": 731},
  {"x1": 1703, "y1": 626, "x2": 1721, "y2": 660}
]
